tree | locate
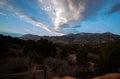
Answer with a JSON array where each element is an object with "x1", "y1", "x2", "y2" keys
[
  {"x1": 76, "y1": 46, "x2": 89, "y2": 66},
  {"x1": 0, "y1": 39, "x2": 8, "y2": 56},
  {"x1": 36, "y1": 39, "x2": 57, "y2": 58},
  {"x1": 108, "y1": 48, "x2": 120, "y2": 73}
]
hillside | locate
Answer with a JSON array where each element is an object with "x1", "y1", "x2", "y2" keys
[
  {"x1": 21, "y1": 32, "x2": 120, "y2": 44},
  {"x1": 0, "y1": 34, "x2": 120, "y2": 79}
]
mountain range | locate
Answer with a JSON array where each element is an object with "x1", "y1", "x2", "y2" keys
[
  {"x1": 0, "y1": 32, "x2": 23, "y2": 37},
  {"x1": 21, "y1": 32, "x2": 120, "y2": 44}
]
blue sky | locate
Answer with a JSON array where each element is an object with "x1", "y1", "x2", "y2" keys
[{"x1": 0, "y1": 0, "x2": 120, "y2": 36}]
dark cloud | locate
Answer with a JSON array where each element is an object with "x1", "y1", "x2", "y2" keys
[
  {"x1": 58, "y1": 0, "x2": 106, "y2": 32},
  {"x1": 82, "y1": 0, "x2": 106, "y2": 21},
  {"x1": 107, "y1": 2, "x2": 120, "y2": 14},
  {"x1": 63, "y1": 28, "x2": 80, "y2": 34}
]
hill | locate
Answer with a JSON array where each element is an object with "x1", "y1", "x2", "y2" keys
[
  {"x1": 0, "y1": 34, "x2": 120, "y2": 79},
  {"x1": 0, "y1": 32, "x2": 23, "y2": 37},
  {"x1": 21, "y1": 32, "x2": 120, "y2": 44}
]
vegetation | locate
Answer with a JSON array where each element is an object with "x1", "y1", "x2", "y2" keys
[{"x1": 0, "y1": 34, "x2": 120, "y2": 79}]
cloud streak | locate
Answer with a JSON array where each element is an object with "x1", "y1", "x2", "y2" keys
[
  {"x1": 0, "y1": 0, "x2": 106, "y2": 34},
  {"x1": 38, "y1": 0, "x2": 86, "y2": 32},
  {"x1": 38, "y1": 0, "x2": 106, "y2": 33},
  {"x1": 0, "y1": 12, "x2": 7, "y2": 16},
  {"x1": 0, "y1": 0, "x2": 64, "y2": 35}
]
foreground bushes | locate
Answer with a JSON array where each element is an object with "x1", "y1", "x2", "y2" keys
[{"x1": 0, "y1": 34, "x2": 120, "y2": 78}]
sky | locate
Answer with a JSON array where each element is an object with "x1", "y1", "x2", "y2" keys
[{"x1": 0, "y1": 0, "x2": 120, "y2": 36}]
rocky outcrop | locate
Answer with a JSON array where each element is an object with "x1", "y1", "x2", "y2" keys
[
  {"x1": 93, "y1": 73, "x2": 120, "y2": 79},
  {"x1": 53, "y1": 76, "x2": 76, "y2": 79}
]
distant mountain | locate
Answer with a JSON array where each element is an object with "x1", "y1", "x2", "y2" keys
[
  {"x1": 22, "y1": 34, "x2": 39, "y2": 39},
  {"x1": 0, "y1": 32, "x2": 23, "y2": 37},
  {"x1": 21, "y1": 32, "x2": 120, "y2": 44}
]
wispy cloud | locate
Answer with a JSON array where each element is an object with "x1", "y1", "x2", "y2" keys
[
  {"x1": 0, "y1": 0, "x2": 106, "y2": 34},
  {"x1": 38, "y1": 0, "x2": 106, "y2": 33},
  {"x1": 0, "y1": 12, "x2": 7, "y2": 16},
  {"x1": 0, "y1": 0, "x2": 64, "y2": 35},
  {"x1": 38, "y1": 0, "x2": 86, "y2": 32}
]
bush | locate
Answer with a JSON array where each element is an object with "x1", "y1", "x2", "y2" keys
[{"x1": 0, "y1": 57, "x2": 31, "y2": 74}]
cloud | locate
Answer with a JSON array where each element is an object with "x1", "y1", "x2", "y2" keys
[
  {"x1": 38, "y1": 0, "x2": 85, "y2": 32},
  {"x1": 107, "y1": 2, "x2": 120, "y2": 14},
  {"x1": 81, "y1": 0, "x2": 105, "y2": 20},
  {"x1": 0, "y1": 0, "x2": 64, "y2": 35},
  {"x1": 0, "y1": 0, "x2": 106, "y2": 34},
  {"x1": 38, "y1": 0, "x2": 106, "y2": 33},
  {"x1": 0, "y1": 12, "x2": 7, "y2": 16}
]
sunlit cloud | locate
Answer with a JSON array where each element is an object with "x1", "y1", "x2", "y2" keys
[
  {"x1": 0, "y1": 0, "x2": 64, "y2": 35},
  {"x1": 0, "y1": 0, "x2": 107, "y2": 34},
  {"x1": 38, "y1": 0, "x2": 86, "y2": 32},
  {"x1": 38, "y1": 0, "x2": 106, "y2": 33}
]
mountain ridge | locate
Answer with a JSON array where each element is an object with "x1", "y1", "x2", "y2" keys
[
  {"x1": 0, "y1": 32, "x2": 23, "y2": 37},
  {"x1": 21, "y1": 32, "x2": 120, "y2": 44}
]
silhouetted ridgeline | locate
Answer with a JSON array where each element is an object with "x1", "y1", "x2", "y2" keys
[
  {"x1": 0, "y1": 34, "x2": 120, "y2": 79},
  {"x1": 21, "y1": 32, "x2": 120, "y2": 44},
  {"x1": 0, "y1": 32, "x2": 23, "y2": 37}
]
